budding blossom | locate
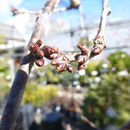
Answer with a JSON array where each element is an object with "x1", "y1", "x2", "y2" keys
[
  {"x1": 36, "y1": 50, "x2": 44, "y2": 59},
  {"x1": 42, "y1": 45, "x2": 59, "y2": 60},
  {"x1": 76, "y1": 44, "x2": 89, "y2": 70},
  {"x1": 28, "y1": 39, "x2": 105, "y2": 72},
  {"x1": 77, "y1": 44, "x2": 89, "y2": 55},
  {"x1": 35, "y1": 59, "x2": 45, "y2": 67},
  {"x1": 29, "y1": 40, "x2": 45, "y2": 66},
  {"x1": 51, "y1": 58, "x2": 74, "y2": 72}
]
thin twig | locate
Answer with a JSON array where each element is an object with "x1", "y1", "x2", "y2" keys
[
  {"x1": 11, "y1": 0, "x2": 80, "y2": 15},
  {"x1": 11, "y1": 6, "x2": 43, "y2": 16}
]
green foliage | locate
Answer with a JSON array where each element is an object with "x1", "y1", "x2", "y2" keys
[
  {"x1": 81, "y1": 51, "x2": 130, "y2": 127},
  {"x1": 0, "y1": 58, "x2": 11, "y2": 100},
  {"x1": 108, "y1": 51, "x2": 130, "y2": 72},
  {"x1": 59, "y1": 71, "x2": 76, "y2": 86},
  {"x1": 22, "y1": 82, "x2": 58, "y2": 107}
]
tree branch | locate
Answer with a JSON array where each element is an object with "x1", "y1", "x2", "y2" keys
[
  {"x1": 32, "y1": 0, "x2": 111, "y2": 72},
  {"x1": 11, "y1": 0, "x2": 80, "y2": 15},
  {"x1": 0, "y1": 0, "x2": 60, "y2": 130},
  {"x1": 11, "y1": 6, "x2": 43, "y2": 16}
]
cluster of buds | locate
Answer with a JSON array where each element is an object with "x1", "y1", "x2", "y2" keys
[
  {"x1": 42, "y1": 46, "x2": 73, "y2": 72},
  {"x1": 42, "y1": 45, "x2": 59, "y2": 60},
  {"x1": 76, "y1": 44, "x2": 89, "y2": 70},
  {"x1": 29, "y1": 41, "x2": 74, "y2": 72},
  {"x1": 29, "y1": 41, "x2": 73, "y2": 72},
  {"x1": 28, "y1": 39, "x2": 105, "y2": 73},
  {"x1": 29, "y1": 40, "x2": 45, "y2": 67},
  {"x1": 41, "y1": 45, "x2": 74, "y2": 72}
]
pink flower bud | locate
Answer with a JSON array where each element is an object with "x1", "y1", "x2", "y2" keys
[
  {"x1": 29, "y1": 43, "x2": 39, "y2": 53},
  {"x1": 36, "y1": 40, "x2": 42, "y2": 47},
  {"x1": 77, "y1": 44, "x2": 89, "y2": 55},
  {"x1": 36, "y1": 50, "x2": 44, "y2": 59},
  {"x1": 56, "y1": 63, "x2": 66, "y2": 72},
  {"x1": 42, "y1": 46, "x2": 54, "y2": 59},
  {"x1": 76, "y1": 55, "x2": 87, "y2": 64},
  {"x1": 50, "y1": 53, "x2": 59, "y2": 59},
  {"x1": 35, "y1": 59, "x2": 44, "y2": 67}
]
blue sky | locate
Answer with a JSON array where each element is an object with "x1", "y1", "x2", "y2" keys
[{"x1": 0, "y1": 0, "x2": 130, "y2": 25}]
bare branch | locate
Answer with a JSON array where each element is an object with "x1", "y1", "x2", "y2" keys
[
  {"x1": 11, "y1": 6, "x2": 42, "y2": 16},
  {"x1": 17, "y1": 0, "x2": 110, "y2": 73},
  {"x1": 92, "y1": 0, "x2": 111, "y2": 57},
  {"x1": 37, "y1": 0, "x2": 111, "y2": 71},
  {"x1": 95, "y1": 0, "x2": 111, "y2": 38},
  {"x1": 11, "y1": 0, "x2": 80, "y2": 15},
  {"x1": 11, "y1": 7, "x2": 75, "y2": 15}
]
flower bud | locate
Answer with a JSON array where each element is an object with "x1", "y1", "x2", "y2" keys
[
  {"x1": 36, "y1": 40, "x2": 42, "y2": 47},
  {"x1": 67, "y1": 65, "x2": 74, "y2": 73},
  {"x1": 42, "y1": 46, "x2": 54, "y2": 59},
  {"x1": 92, "y1": 47, "x2": 101, "y2": 54},
  {"x1": 51, "y1": 58, "x2": 62, "y2": 66},
  {"x1": 29, "y1": 43, "x2": 39, "y2": 53},
  {"x1": 56, "y1": 63, "x2": 66, "y2": 72},
  {"x1": 76, "y1": 55, "x2": 87, "y2": 64},
  {"x1": 77, "y1": 44, "x2": 89, "y2": 55},
  {"x1": 35, "y1": 59, "x2": 44, "y2": 67},
  {"x1": 36, "y1": 50, "x2": 44, "y2": 59}
]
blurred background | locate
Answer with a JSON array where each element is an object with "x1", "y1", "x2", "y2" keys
[{"x1": 0, "y1": 0, "x2": 130, "y2": 130}]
